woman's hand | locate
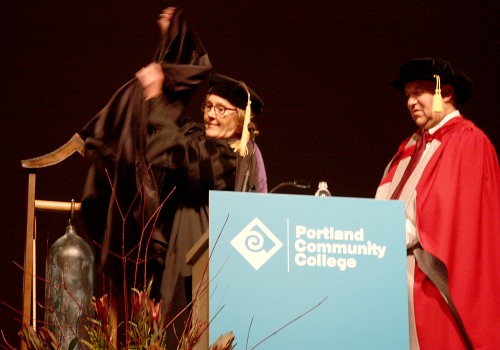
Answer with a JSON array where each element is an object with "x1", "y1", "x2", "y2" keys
[
  {"x1": 135, "y1": 63, "x2": 165, "y2": 100},
  {"x1": 157, "y1": 7, "x2": 175, "y2": 35}
]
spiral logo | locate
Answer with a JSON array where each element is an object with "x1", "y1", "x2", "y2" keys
[
  {"x1": 231, "y1": 217, "x2": 283, "y2": 270},
  {"x1": 245, "y1": 231, "x2": 264, "y2": 251}
]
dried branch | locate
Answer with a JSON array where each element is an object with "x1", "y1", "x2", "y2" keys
[{"x1": 250, "y1": 296, "x2": 328, "y2": 350}]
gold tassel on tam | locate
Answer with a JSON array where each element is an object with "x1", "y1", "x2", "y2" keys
[
  {"x1": 232, "y1": 83, "x2": 252, "y2": 157},
  {"x1": 433, "y1": 74, "x2": 443, "y2": 113}
]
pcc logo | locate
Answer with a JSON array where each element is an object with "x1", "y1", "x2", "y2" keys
[{"x1": 230, "y1": 217, "x2": 283, "y2": 270}]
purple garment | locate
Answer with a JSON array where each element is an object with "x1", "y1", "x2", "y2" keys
[{"x1": 254, "y1": 142, "x2": 268, "y2": 193}]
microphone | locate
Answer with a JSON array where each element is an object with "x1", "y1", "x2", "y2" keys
[
  {"x1": 241, "y1": 122, "x2": 257, "y2": 192},
  {"x1": 269, "y1": 180, "x2": 311, "y2": 193},
  {"x1": 248, "y1": 122, "x2": 256, "y2": 142},
  {"x1": 241, "y1": 168, "x2": 250, "y2": 192},
  {"x1": 292, "y1": 180, "x2": 311, "y2": 189}
]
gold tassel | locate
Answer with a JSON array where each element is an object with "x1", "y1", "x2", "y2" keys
[
  {"x1": 235, "y1": 83, "x2": 252, "y2": 157},
  {"x1": 433, "y1": 74, "x2": 443, "y2": 113}
]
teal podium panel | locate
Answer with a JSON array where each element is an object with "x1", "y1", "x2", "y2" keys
[{"x1": 209, "y1": 191, "x2": 408, "y2": 349}]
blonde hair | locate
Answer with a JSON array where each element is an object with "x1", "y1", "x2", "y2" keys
[{"x1": 236, "y1": 107, "x2": 258, "y2": 137}]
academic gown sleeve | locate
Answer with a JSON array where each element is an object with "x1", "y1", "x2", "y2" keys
[{"x1": 415, "y1": 120, "x2": 500, "y2": 349}]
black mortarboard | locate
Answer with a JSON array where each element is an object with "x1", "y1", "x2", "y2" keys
[
  {"x1": 208, "y1": 73, "x2": 264, "y2": 115},
  {"x1": 391, "y1": 57, "x2": 473, "y2": 104}
]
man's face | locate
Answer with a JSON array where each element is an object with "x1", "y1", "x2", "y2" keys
[{"x1": 405, "y1": 80, "x2": 445, "y2": 129}]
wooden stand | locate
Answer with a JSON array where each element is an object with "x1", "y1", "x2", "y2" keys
[
  {"x1": 186, "y1": 230, "x2": 209, "y2": 350},
  {"x1": 20, "y1": 134, "x2": 85, "y2": 350}
]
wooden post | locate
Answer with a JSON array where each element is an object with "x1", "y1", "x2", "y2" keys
[{"x1": 21, "y1": 171, "x2": 36, "y2": 350}]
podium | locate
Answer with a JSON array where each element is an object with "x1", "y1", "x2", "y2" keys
[{"x1": 188, "y1": 191, "x2": 409, "y2": 349}]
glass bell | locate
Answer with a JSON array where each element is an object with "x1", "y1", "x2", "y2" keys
[{"x1": 44, "y1": 220, "x2": 94, "y2": 349}]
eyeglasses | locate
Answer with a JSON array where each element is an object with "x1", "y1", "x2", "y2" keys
[{"x1": 201, "y1": 102, "x2": 237, "y2": 117}]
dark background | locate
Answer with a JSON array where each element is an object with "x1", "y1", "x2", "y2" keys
[{"x1": 1, "y1": 0, "x2": 499, "y2": 345}]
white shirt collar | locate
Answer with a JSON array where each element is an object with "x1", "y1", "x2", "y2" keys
[{"x1": 428, "y1": 110, "x2": 460, "y2": 135}]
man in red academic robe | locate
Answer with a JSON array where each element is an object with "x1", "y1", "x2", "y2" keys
[{"x1": 376, "y1": 57, "x2": 500, "y2": 349}]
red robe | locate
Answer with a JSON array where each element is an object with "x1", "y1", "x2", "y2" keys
[{"x1": 379, "y1": 117, "x2": 500, "y2": 349}]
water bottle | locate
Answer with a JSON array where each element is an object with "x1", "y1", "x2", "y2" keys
[
  {"x1": 315, "y1": 181, "x2": 332, "y2": 197},
  {"x1": 45, "y1": 224, "x2": 94, "y2": 349}
]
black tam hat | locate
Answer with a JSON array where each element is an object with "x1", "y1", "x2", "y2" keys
[
  {"x1": 208, "y1": 73, "x2": 264, "y2": 115},
  {"x1": 391, "y1": 57, "x2": 473, "y2": 104}
]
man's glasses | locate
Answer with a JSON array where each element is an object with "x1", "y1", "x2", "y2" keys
[{"x1": 201, "y1": 102, "x2": 237, "y2": 117}]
